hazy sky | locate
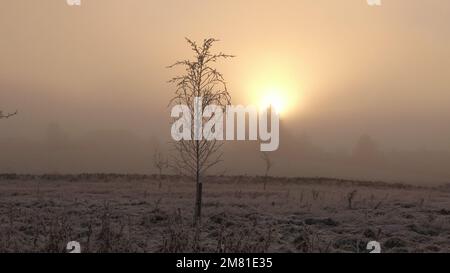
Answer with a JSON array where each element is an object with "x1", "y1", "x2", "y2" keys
[{"x1": 1, "y1": 0, "x2": 450, "y2": 152}]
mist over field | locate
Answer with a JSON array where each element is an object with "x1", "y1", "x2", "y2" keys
[
  {"x1": 1, "y1": 0, "x2": 450, "y2": 255},
  {"x1": 1, "y1": 125, "x2": 450, "y2": 185},
  {"x1": 2, "y1": 1, "x2": 450, "y2": 185}
]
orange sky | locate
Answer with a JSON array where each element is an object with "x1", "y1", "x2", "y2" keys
[{"x1": 1, "y1": 0, "x2": 450, "y2": 151}]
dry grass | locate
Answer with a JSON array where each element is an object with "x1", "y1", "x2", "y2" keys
[{"x1": 0, "y1": 174, "x2": 449, "y2": 253}]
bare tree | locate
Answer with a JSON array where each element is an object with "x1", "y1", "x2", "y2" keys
[
  {"x1": 153, "y1": 148, "x2": 168, "y2": 189},
  {"x1": 347, "y1": 190, "x2": 358, "y2": 209},
  {"x1": 0, "y1": 110, "x2": 17, "y2": 119},
  {"x1": 260, "y1": 152, "x2": 273, "y2": 190},
  {"x1": 168, "y1": 38, "x2": 233, "y2": 226}
]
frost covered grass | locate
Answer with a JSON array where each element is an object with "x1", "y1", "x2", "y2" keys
[{"x1": 0, "y1": 174, "x2": 448, "y2": 253}]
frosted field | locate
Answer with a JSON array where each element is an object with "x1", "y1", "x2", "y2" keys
[{"x1": 0, "y1": 174, "x2": 449, "y2": 253}]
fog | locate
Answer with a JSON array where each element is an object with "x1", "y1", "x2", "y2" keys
[{"x1": 1, "y1": 0, "x2": 450, "y2": 184}]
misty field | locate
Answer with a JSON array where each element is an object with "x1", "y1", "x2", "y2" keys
[{"x1": 0, "y1": 174, "x2": 449, "y2": 253}]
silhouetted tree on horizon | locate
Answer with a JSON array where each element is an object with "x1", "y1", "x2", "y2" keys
[
  {"x1": 261, "y1": 151, "x2": 273, "y2": 190},
  {"x1": 352, "y1": 134, "x2": 384, "y2": 166},
  {"x1": 153, "y1": 148, "x2": 168, "y2": 189}
]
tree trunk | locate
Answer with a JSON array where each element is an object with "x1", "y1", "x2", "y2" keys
[
  {"x1": 193, "y1": 139, "x2": 202, "y2": 227},
  {"x1": 193, "y1": 62, "x2": 204, "y2": 228},
  {"x1": 194, "y1": 182, "x2": 202, "y2": 227}
]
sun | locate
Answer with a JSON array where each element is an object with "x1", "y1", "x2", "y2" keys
[
  {"x1": 255, "y1": 83, "x2": 299, "y2": 116},
  {"x1": 259, "y1": 89, "x2": 286, "y2": 115},
  {"x1": 244, "y1": 59, "x2": 301, "y2": 117}
]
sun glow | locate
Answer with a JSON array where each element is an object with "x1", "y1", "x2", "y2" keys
[
  {"x1": 253, "y1": 82, "x2": 300, "y2": 117},
  {"x1": 259, "y1": 88, "x2": 286, "y2": 115},
  {"x1": 242, "y1": 57, "x2": 302, "y2": 117}
]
